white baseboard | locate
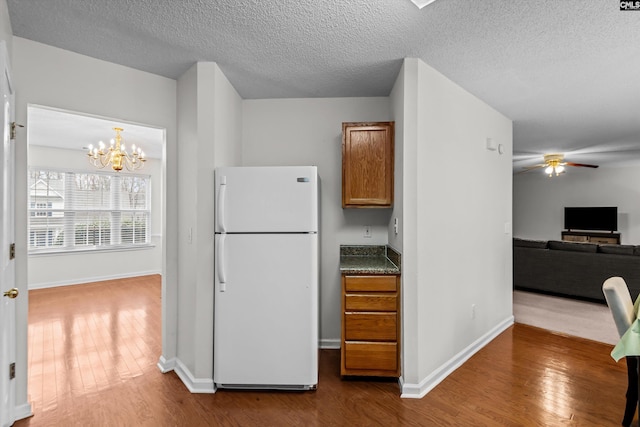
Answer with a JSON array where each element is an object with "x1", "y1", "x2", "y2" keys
[
  {"x1": 319, "y1": 338, "x2": 340, "y2": 349},
  {"x1": 28, "y1": 270, "x2": 162, "y2": 290},
  {"x1": 400, "y1": 315, "x2": 515, "y2": 399},
  {"x1": 14, "y1": 402, "x2": 33, "y2": 422},
  {"x1": 173, "y1": 358, "x2": 216, "y2": 394},
  {"x1": 157, "y1": 355, "x2": 176, "y2": 373}
]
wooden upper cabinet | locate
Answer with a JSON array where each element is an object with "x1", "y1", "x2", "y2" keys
[{"x1": 342, "y1": 122, "x2": 394, "y2": 208}]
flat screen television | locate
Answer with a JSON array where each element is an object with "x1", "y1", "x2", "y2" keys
[{"x1": 564, "y1": 206, "x2": 618, "y2": 232}]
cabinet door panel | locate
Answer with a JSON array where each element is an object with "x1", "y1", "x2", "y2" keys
[
  {"x1": 342, "y1": 122, "x2": 394, "y2": 207},
  {"x1": 345, "y1": 312, "x2": 396, "y2": 341},
  {"x1": 344, "y1": 342, "x2": 397, "y2": 371}
]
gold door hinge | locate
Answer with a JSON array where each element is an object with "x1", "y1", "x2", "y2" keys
[
  {"x1": 9, "y1": 362, "x2": 15, "y2": 380},
  {"x1": 9, "y1": 243, "x2": 15, "y2": 260},
  {"x1": 10, "y1": 122, "x2": 23, "y2": 140}
]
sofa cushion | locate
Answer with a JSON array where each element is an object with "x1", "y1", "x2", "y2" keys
[
  {"x1": 513, "y1": 238, "x2": 548, "y2": 249},
  {"x1": 548, "y1": 240, "x2": 598, "y2": 253},
  {"x1": 598, "y1": 244, "x2": 635, "y2": 256}
]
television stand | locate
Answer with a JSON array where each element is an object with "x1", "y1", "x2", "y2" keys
[{"x1": 561, "y1": 230, "x2": 620, "y2": 245}]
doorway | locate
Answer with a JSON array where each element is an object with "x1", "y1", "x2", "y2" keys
[
  {"x1": 24, "y1": 105, "x2": 165, "y2": 414},
  {"x1": 26, "y1": 106, "x2": 164, "y2": 288}
]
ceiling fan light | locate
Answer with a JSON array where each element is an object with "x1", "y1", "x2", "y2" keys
[
  {"x1": 545, "y1": 166, "x2": 553, "y2": 175},
  {"x1": 556, "y1": 165, "x2": 565, "y2": 174},
  {"x1": 410, "y1": 0, "x2": 438, "y2": 9}
]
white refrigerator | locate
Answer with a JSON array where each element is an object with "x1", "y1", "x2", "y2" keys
[{"x1": 213, "y1": 166, "x2": 319, "y2": 390}]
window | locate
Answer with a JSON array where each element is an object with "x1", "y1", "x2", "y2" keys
[
  {"x1": 28, "y1": 169, "x2": 151, "y2": 253},
  {"x1": 29, "y1": 230, "x2": 55, "y2": 247},
  {"x1": 30, "y1": 202, "x2": 53, "y2": 216}
]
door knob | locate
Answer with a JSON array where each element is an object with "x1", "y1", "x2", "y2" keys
[{"x1": 3, "y1": 288, "x2": 18, "y2": 299}]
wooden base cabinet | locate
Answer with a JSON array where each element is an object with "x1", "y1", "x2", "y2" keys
[{"x1": 341, "y1": 274, "x2": 400, "y2": 377}]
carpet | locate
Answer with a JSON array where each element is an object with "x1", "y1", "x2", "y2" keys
[{"x1": 513, "y1": 290, "x2": 619, "y2": 345}]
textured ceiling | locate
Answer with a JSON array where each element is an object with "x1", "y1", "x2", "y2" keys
[{"x1": 7, "y1": 0, "x2": 640, "y2": 170}]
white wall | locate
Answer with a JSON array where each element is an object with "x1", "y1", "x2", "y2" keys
[
  {"x1": 390, "y1": 60, "x2": 418, "y2": 385},
  {"x1": 388, "y1": 65, "x2": 405, "y2": 253},
  {"x1": 514, "y1": 165, "x2": 640, "y2": 243},
  {"x1": 242, "y1": 97, "x2": 391, "y2": 346},
  {"x1": 27, "y1": 145, "x2": 162, "y2": 288},
  {"x1": 0, "y1": 0, "x2": 10, "y2": 57},
  {"x1": 213, "y1": 65, "x2": 243, "y2": 165},
  {"x1": 176, "y1": 63, "x2": 199, "y2": 383},
  {"x1": 398, "y1": 58, "x2": 513, "y2": 396},
  {"x1": 12, "y1": 36, "x2": 177, "y2": 410},
  {"x1": 175, "y1": 62, "x2": 242, "y2": 389}
]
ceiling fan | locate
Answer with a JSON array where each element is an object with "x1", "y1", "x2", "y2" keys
[{"x1": 520, "y1": 153, "x2": 599, "y2": 176}]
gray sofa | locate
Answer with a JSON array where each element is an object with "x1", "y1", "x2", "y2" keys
[{"x1": 513, "y1": 238, "x2": 640, "y2": 303}]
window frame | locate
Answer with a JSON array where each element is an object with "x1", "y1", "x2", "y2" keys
[{"x1": 28, "y1": 168, "x2": 153, "y2": 255}]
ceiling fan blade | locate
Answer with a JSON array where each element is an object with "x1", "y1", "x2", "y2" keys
[
  {"x1": 566, "y1": 162, "x2": 599, "y2": 168},
  {"x1": 516, "y1": 164, "x2": 545, "y2": 174},
  {"x1": 513, "y1": 152, "x2": 544, "y2": 161}
]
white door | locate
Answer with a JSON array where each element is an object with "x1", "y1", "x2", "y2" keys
[
  {"x1": 0, "y1": 41, "x2": 16, "y2": 427},
  {"x1": 214, "y1": 233, "x2": 318, "y2": 388},
  {"x1": 214, "y1": 166, "x2": 318, "y2": 233}
]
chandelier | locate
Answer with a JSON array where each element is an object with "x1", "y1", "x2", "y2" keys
[{"x1": 87, "y1": 127, "x2": 146, "y2": 172}]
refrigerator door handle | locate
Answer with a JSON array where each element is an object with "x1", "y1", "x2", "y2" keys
[
  {"x1": 217, "y1": 176, "x2": 227, "y2": 232},
  {"x1": 216, "y1": 234, "x2": 227, "y2": 291}
]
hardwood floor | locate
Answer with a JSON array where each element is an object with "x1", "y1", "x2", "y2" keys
[{"x1": 15, "y1": 275, "x2": 632, "y2": 426}]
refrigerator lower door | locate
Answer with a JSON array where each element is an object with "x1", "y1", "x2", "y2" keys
[{"x1": 214, "y1": 233, "x2": 318, "y2": 389}]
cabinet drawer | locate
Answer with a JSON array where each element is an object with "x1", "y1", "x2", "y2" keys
[
  {"x1": 344, "y1": 312, "x2": 396, "y2": 341},
  {"x1": 345, "y1": 293, "x2": 396, "y2": 311},
  {"x1": 345, "y1": 275, "x2": 396, "y2": 292},
  {"x1": 591, "y1": 236, "x2": 618, "y2": 244},
  {"x1": 344, "y1": 342, "x2": 397, "y2": 371}
]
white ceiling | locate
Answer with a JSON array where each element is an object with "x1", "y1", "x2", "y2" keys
[
  {"x1": 8, "y1": 0, "x2": 640, "y2": 171},
  {"x1": 28, "y1": 107, "x2": 164, "y2": 159}
]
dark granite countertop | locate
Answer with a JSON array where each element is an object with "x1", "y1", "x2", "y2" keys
[{"x1": 339, "y1": 245, "x2": 401, "y2": 275}]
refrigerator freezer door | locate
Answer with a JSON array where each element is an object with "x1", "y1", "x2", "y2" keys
[
  {"x1": 214, "y1": 233, "x2": 318, "y2": 388},
  {"x1": 215, "y1": 166, "x2": 318, "y2": 233}
]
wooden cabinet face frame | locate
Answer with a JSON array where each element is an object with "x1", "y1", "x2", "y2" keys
[
  {"x1": 340, "y1": 274, "x2": 401, "y2": 377},
  {"x1": 342, "y1": 122, "x2": 394, "y2": 208}
]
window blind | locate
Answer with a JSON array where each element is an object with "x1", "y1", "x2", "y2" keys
[{"x1": 28, "y1": 169, "x2": 151, "y2": 252}]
